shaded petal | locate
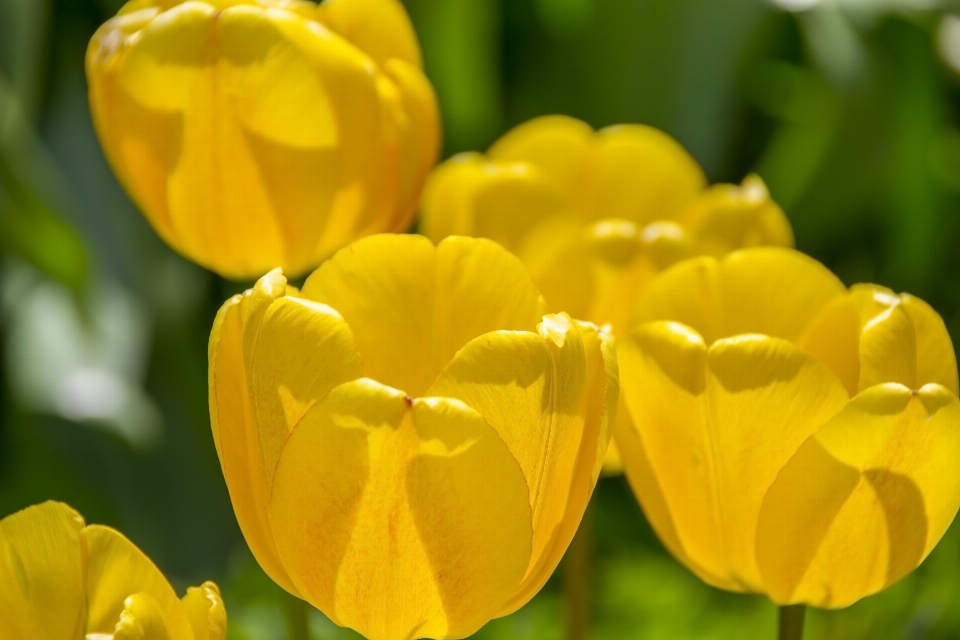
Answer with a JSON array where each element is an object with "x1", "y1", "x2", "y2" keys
[
  {"x1": 796, "y1": 294, "x2": 863, "y2": 397},
  {"x1": 857, "y1": 294, "x2": 917, "y2": 391},
  {"x1": 0, "y1": 502, "x2": 85, "y2": 640},
  {"x1": 208, "y1": 271, "x2": 299, "y2": 595},
  {"x1": 182, "y1": 582, "x2": 227, "y2": 640},
  {"x1": 680, "y1": 174, "x2": 795, "y2": 257},
  {"x1": 757, "y1": 384, "x2": 960, "y2": 608},
  {"x1": 83, "y1": 525, "x2": 191, "y2": 637},
  {"x1": 302, "y1": 235, "x2": 546, "y2": 397},
  {"x1": 428, "y1": 316, "x2": 618, "y2": 613},
  {"x1": 618, "y1": 323, "x2": 848, "y2": 590},
  {"x1": 314, "y1": 0, "x2": 422, "y2": 68},
  {"x1": 591, "y1": 124, "x2": 706, "y2": 225},
  {"x1": 632, "y1": 248, "x2": 846, "y2": 345},
  {"x1": 269, "y1": 379, "x2": 533, "y2": 640}
]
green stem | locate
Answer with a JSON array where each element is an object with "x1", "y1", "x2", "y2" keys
[
  {"x1": 280, "y1": 588, "x2": 310, "y2": 640},
  {"x1": 778, "y1": 605, "x2": 806, "y2": 640},
  {"x1": 564, "y1": 500, "x2": 594, "y2": 640}
]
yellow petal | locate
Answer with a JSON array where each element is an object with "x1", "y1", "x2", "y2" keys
[
  {"x1": 382, "y1": 59, "x2": 440, "y2": 231},
  {"x1": 182, "y1": 582, "x2": 227, "y2": 640},
  {"x1": 591, "y1": 124, "x2": 706, "y2": 225},
  {"x1": 632, "y1": 248, "x2": 846, "y2": 345},
  {"x1": 487, "y1": 115, "x2": 595, "y2": 211},
  {"x1": 208, "y1": 271, "x2": 299, "y2": 595},
  {"x1": 111, "y1": 593, "x2": 171, "y2": 640},
  {"x1": 269, "y1": 379, "x2": 533, "y2": 640},
  {"x1": 0, "y1": 502, "x2": 86, "y2": 640},
  {"x1": 756, "y1": 383, "x2": 960, "y2": 608},
  {"x1": 796, "y1": 294, "x2": 863, "y2": 396},
  {"x1": 856, "y1": 292, "x2": 917, "y2": 391},
  {"x1": 302, "y1": 235, "x2": 546, "y2": 398},
  {"x1": 314, "y1": 0, "x2": 422, "y2": 68},
  {"x1": 618, "y1": 323, "x2": 849, "y2": 591},
  {"x1": 83, "y1": 525, "x2": 192, "y2": 638},
  {"x1": 420, "y1": 153, "x2": 569, "y2": 256},
  {"x1": 88, "y1": 2, "x2": 406, "y2": 278},
  {"x1": 680, "y1": 174, "x2": 795, "y2": 257},
  {"x1": 428, "y1": 316, "x2": 618, "y2": 614},
  {"x1": 900, "y1": 294, "x2": 959, "y2": 394}
]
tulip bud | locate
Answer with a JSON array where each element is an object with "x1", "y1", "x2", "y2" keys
[
  {"x1": 617, "y1": 247, "x2": 960, "y2": 608},
  {"x1": 87, "y1": 0, "x2": 439, "y2": 279},
  {"x1": 208, "y1": 234, "x2": 619, "y2": 640},
  {"x1": 0, "y1": 501, "x2": 226, "y2": 639},
  {"x1": 420, "y1": 115, "x2": 793, "y2": 473}
]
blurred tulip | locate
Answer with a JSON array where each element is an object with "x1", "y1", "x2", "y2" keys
[
  {"x1": 420, "y1": 115, "x2": 793, "y2": 472},
  {"x1": 208, "y1": 234, "x2": 619, "y2": 640},
  {"x1": 86, "y1": 0, "x2": 439, "y2": 279},
  {"x1": 0, "y1": 501, "x2": 226, "y2": 639},
  {"x1": 616, "y1": 247, "x2": 960, "y2": 608}
]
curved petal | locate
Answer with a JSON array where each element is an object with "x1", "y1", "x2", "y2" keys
[
  {"x1": 208, "y1": 270, "x2": 300, "y2": 595},
  {"x1": 901, "y1": 294, "x2": 958, "y2": 394},
  {"x1": 269, "y1": 379, "x2": 533, "y2": 640},
  {"x1": 487, "y1": 115, "x2": 595, "y2": 211},
  {"x1": 857, "y1": 296, "x2": 917, "y2": 391},
  {"x1": 428, "y1": 316, "x2": 618, "y2": 614},
  {"x1": 756, "y1": 383, "x2": 960, "y2": 608},
  {"x1": 182, "y1": 582, "x2": 227, "y2": 640},
  {"x1": 302, "y1": 235, "x2": 546, "y2": 397},
  {"x1": 382, "y1": 59, "x2": 440, "y2": 231},
  {"x1": 618, "y1": 323, "x2": 849, "y2": 591},
  {"x1": 0, "y1": 502, "x2": 86, "y2": 640},
  {"x1": 83, "y1": 525, "x2": 191, "y2": 637},
  {"x1": 314, "y1": 0, "x2": 422, "y2": 68},
  {"x1": 632, "y1": 248, "x2": 846, "y2": 345},
  {"x1": 591, "y1": 124, "x2": 706, "y2": 225},
  {"x1": 680, "y1": 174, "x2": 795, "y2": 257},
  {"x1": 111, "y1": 592, "x2": 171, "y2": 640}
]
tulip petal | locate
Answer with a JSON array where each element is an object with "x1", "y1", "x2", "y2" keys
[
  {"x1": 632, "y1": 248, "x2": 846, "y2": 345},
  {"x1": 83, "y1": 525, "x2": 192, "y2": 638},
  {"x1": 619, "y1": 323, "x2": 849, "y2": 591},
  {"x1": 857, "y1": 296, "x2": 917, "y2": 391},
  {"x1": 487, "y1": 115, "x2": 595, "y2": 212},
  {"x1": 756, "y1": 383, "x2": 960, "y2": 608},
  {"x1": 111, "y1": 592, "x2": 171, "y2": 640},
  {"x1": 302, "y1": 235, "x2": 546, "y2": 397},
  {"x1": 680, "y1": 175, "x2": 795, "y2": 257},
  {"x1": 208, "y1": 271, "x2": 299, "y2": 595},
  {"x1": 592, "y1": 125, "x2": 706, "y2": 225},
  {"x1": 270, "y1": 379, "x2": 533, "y2": 640},
  {"x1": 796, "y1": 294, "x2": 863, "y2": 396},
  {"x1": 182, "y1": 582, "x2": 227, "y2": 640},
  {"x1": 0, "y1": 502, "x2": 85, "y2": 640},
  {"x1": 315, "y1": 0, "x2": 422, "y2": 68},
  {"x1": 901, "y1": 294, "x2": 959, "y2": 394},
  {"x1": 429, "y1": 316, "x2": 619, "y2": 613}
]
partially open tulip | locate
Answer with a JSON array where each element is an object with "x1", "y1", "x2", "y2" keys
[
  {"x1": 420, "y1": 115, "x2": 792, "y2": 471},
  {"x1": 0, "y1": 501, "x2": 226, "y2": 639},
  {"x1": 616, "y1": 247, "x2": 960, "y2": 608},
  {"x1": 87, "y1": 0, "x2": 439, "y2": 279},
  {"x1": 208, "y1": 234, "x2": 618, "y2": 639}
]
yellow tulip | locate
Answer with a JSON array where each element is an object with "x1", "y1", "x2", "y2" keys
[
  {"x1": 420, "y1": 114, "x2": 793, "y2": 472},
  {"x1": 0, "y1": 501, "x2": 226, "y2": 639},
  {"x1": 616, "y1": 247, "x2": 960, "y2": 608},
  {"x1": 87, "y1": 0, "x2": 439, "y2": 280},
  {"x1": 208, "y1": 234, "x2": 619, "y2": 640}
]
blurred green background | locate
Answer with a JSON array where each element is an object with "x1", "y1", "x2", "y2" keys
[{"x1": 3, "y1": 0, "x2": 960, "y2": 638}]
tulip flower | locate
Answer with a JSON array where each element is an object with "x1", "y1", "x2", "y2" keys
[
  {"x1": 0, "y1": 501, "x2": 226, "y2": 639},
  {"x1": 208, "y1": 234, "x2": 619, "y2": 640},
  {"x1": 87, "y1": 0, "x2": 439, "y2": 280},
  {"x1": 616, "y1": 247, "x2": 960, "y2": 613},
  {"x1": 420, "y1": 114, "x2": 793, "y2": 472}
]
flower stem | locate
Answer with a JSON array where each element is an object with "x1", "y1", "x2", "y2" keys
[
  {"x1": 564, "y1": 500, "x2": 594, "y2": 640},
  {"x1": 280, "y1": 588, "x2": 310, "y2": 640},
  {"x1": 778, "y1": 605, "x2": 806, "y2": 640}
]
